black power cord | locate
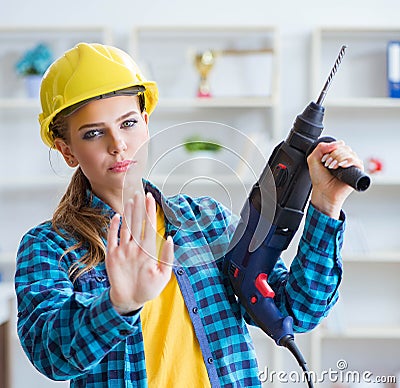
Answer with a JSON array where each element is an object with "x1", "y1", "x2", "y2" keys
[{"x1": 280, "y1": 335, "x2": 314, "y2": 388}]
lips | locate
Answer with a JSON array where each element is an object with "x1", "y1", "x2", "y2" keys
[{"x1": 109, "y1": 160, "x2": 136, "y2": 173}]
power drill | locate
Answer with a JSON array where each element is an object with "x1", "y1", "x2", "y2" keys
[{"x1": 223, "y1": 46, "x2": 370, "y2": 387}]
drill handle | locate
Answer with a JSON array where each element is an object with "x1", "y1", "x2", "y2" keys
[{"x1": 309, "y1": 136, "x2": 371, "y2": 192}]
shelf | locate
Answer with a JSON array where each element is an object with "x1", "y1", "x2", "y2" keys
[
  {"x1": 0, "y1": 172, "x2": 256, "y2": 191},
  {"x1": 343, "y1": 251, "x2": 400, "y2": 263},
  {"x1": 310, "y1": 27, "x2": 400, "y2": 374},
  {"x1": 0, "y1": 252, "x2": 15, "y2": 265},
  {"x1": 131, "y1": 25, "x2": 277, "y2": 33},
  {"x1": 312, "y1": 26, "x2": 400, "y2": 35},
  {"x1": 131, "y1": 25, "x2": 280, "y2": 139},
  {"x1": 0, "y1": 98, "x2": 40, "y2": 109},
  {"x1": 317, "y1": 326, "x2": 400, "y2": 339},
  {"x1": 0, "y1": 281, "x2": 14, "y2": 325},
  {"x1": 325, "y1": 97, "x2": 400, "y2": 109},
  {"x1": 156, "y1": 96, "x2": 275, "y2": 109},
  {"x1": 312, "y1": 26, "x2": 400, "y2": 101},
  {"x1": 0, "y1": 25, "x2": 112, "y2": 35},
  {"x1": 148, "y1": 173, "x2": 255, "y2": 187},
  {"x1": 0, "y1": 96, "x2": 276, "y2": 110},
  {"x1": 370, "y1": 176, "x2": 400, "y2": 186},
  {"x1": 147, "y1": 173, "x2": 400, "y2": 189},
  {"x1": 0, "y1": 26, "x2": 113, "y2": 52},
  {"x1": 0, "y1": 175, "x2": 71, "y2": 191},
  {"x1": 0, "y1": 26, "x2": 112, "y2": 101}
]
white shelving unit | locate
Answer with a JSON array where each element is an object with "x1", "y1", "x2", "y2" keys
[
  {"x1": 131, "y1": 26, "x2": 287, "y2": 387},
  {"x1": 130, "y1": 26, "x2": 281, "y2": 210},
  {"x1": 0, "y1": 26, "x2": 113, "y2": 269},
  {"x1": 0, "y1": 26, "x2": 112, "y2": 188},
  {"x1": 0, "y1": 27, "x2": 113, "y2": 388},
  {"x1": 310, "y1": 27, "x2": 400, "y2": 386},
  {"x1": 0, "y1": 25, "x2": 281, "y2": 388}
]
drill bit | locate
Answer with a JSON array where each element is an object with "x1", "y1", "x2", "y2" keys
[{"x1": 316, "y1": 45, "x2": 347, "y2": 105}]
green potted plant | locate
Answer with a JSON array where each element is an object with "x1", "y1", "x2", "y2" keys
[
  {"x1": 183, "y1": 136, "x2": 222, "y2": 174},
  {"x1": 15, "y1": 43, "x2": 53, "y2": 98},
  {"x1": 183, "y1": 136, "x2": 222, "y2": 153}
]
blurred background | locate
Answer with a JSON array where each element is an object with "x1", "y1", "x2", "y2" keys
[{"x1": 0, "y1": 0, "x2": 399, "y2": 386}]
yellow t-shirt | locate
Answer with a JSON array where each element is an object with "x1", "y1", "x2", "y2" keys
[{"x1": 140, "y1": 205, "x2": 211, "y2": 387}]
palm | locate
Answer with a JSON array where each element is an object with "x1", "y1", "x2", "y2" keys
[{"x1": 106, "y1": 192, "x2": 174, "y2": 314}]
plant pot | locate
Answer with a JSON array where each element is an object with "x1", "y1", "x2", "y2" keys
[
  {"x1": 24, "y1": 74, "x2": 42, "y2": 99},
  {"x1": 186, "y1": 151, "x2": 220, "y2": 175}
]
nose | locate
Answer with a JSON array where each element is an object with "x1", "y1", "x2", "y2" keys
[{"x1": 108, "y1": 133, "x2": 127, "y2": 155}]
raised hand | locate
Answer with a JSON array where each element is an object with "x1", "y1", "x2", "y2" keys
[
  {"x1": 106, "y1": 191, "x2": 174, "y2": 315},
  {"x1": 307, "y1": 140, "x2": 364, "y2": 219}
]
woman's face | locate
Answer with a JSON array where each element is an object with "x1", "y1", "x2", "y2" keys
[{"x1": 55, "y1": 95, "x2": 149, "y2": 201}]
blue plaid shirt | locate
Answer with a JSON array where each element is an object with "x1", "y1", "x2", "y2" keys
[{"x1": 15, "y1": 180, "x2": 344, "y2": 387}]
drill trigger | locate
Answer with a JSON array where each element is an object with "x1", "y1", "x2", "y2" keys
[{"x1": 255, "y1": 273, "x2": 275, "y2": 298}]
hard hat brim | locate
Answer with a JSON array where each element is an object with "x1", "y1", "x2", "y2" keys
[{"x1": 40, "y1": 81, "x2": 158, "y2": 148}]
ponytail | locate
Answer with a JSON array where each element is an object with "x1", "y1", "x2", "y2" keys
[{"x1": 52, "y1": 166, "x2": 109, "y2": 280}]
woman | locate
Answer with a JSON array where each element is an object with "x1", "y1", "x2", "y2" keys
[{"x1": 15, "y1": 42, "x2": 363, "y2": 387}]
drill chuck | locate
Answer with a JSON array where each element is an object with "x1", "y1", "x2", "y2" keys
[
  {"x1": 287, "y1": 102, "x2": 325, "y2": 153},
  {"x1": 288, "y1": 101, "x2": 370, "y2": 192}
]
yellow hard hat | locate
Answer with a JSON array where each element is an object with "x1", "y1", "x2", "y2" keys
[{"x1": 39, "y1": 42, "x2": 158, "y2": 147}]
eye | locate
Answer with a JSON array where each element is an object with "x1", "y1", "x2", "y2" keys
[
  {"x1": 121, "y1": 119, "x2": 138, "y2": 129},
  {"x1": 82, "y1": 129, "x2": 103, "y2": 140}
]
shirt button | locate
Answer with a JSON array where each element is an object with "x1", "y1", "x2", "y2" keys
[
  {"x1": 177, "y1": 268, "x2": 184, "y2": 275},
  {"x1": 119, "y1": 330, "x2": 130, "y2": 336},
  {"x1": 207, "y1": 357, "x2": 214, "y2": 364},
  {"x1": 192, "y1": 307, "x2": 198, "y2": 314}
]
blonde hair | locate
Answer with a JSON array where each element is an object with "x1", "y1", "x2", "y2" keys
[{"x1": 50, "y1": 114, "x2": 109, "y2": 280}]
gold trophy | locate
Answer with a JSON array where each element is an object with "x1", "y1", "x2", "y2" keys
[
  {"x1": 194, "y1": 50, "x2": 215, "y2": 97},
  {"x1": 194, "y1": 47, "x2": 273, "y2": 98}
]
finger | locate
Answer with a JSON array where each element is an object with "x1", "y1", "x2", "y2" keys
[
  {"x1": 309, "y1": 141, "x2": 338, "y2": 162},
  {"x1": 319, "y1": 143, "x2": 351, "y2": 168},
  {"x1": 159, "y1": 235, "x2": 175, "y2": 270},
  {"x1": 107, "y1": 213, "x2": 121, "y2": 252},
  {"x1": 131, "y1": 191, "x2": 145, "y2": 243},
  {"x1": 324, "y1": 149, "x2": 349, "y2": 168},
  {"x1": 326, "y1": 159, "x2": 338, "y2": 169},
  {"x1": 324, "y1": 146, "x2": 362, "y2": 170},
  {"x1": 143, "y1": 192, "x2": 157, "y2": 242},
  {"x1": 120, "y1": 199, "x2": 133, "y2": 244},
  {"x1": 338, "y1": 155, "x2": 364, "y2": 170}
]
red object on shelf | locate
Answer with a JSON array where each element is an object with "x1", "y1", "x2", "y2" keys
[
  {"x1": 365, "y1": 157, "x2": 383, "y2": 174},
  {"x1": 197, "y1": 91, "x2": 212, "y2": 98}
]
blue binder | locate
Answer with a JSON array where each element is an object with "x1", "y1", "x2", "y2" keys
[{"x1": 387, "y1": 41, "x2": 400, "y2": 98}]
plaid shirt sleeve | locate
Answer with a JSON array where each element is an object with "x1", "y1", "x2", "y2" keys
[
  {"x1": 15, "y1": 225, "x2": 139, "y2": 381},
  {"x1": 268, "y1": 203, "x2": 345, "y2": 333}
]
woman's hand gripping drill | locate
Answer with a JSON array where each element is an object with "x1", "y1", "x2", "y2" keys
[
  {"x1": 106, "y1": 191, "x2": 174, "y2": 315},
  {"x1": 307, "y1": 140, "x2": 364, "y2": 220}
]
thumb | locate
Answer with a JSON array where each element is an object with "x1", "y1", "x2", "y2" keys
[{"x1": 159, "y1": 235, "x2": 175, "y2": 270}]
